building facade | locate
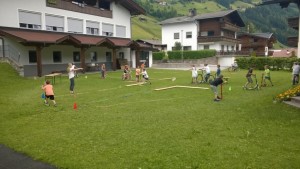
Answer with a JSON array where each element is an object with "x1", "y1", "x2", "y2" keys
[
  {"x1": 238, "y1": 32, "x2": 277, "y2": 56},
  {"x1": 0, "y1": 0, "x2": 152, "y2": 76},
  {"x1": 160, "y1": 9, "x2": 245, "y2": 53}
]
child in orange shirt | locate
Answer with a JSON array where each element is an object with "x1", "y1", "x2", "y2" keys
[{"x1": 42, "y1": 80, "x2": 57, "y2": 106}]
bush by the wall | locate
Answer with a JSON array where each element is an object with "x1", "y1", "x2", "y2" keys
[
  {"x1": 235, "y1": 57, "x2": 300, "y2": 71},
  {"x1": 153, "y1": 50, "x2": 216, "y2": 60}
]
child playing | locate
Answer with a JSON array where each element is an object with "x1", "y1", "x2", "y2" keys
[
  {"x1": 142, "y1": 69, "x2": 151, "y2": 84},
  {"x1": 202, "y1": 63, "x2": 211, "y2": 82},
  {"x1": 210, "y1": 75, "x2": 224, "y2": 101},
  {"x1": 191, "y1": 65, "x2": 198, "y2": 84},
  {"x1": 216, "y1": 64, "x2": 221, "y2": 78},
  {"x1": 135, "y1": 66, "x2": 141, "y2": 82},
  {"x1": 262, "y1": 65, "x2": 273, "y2": 86},
  {"x1": 41, "y1": 80, "x2": 57, "y2": 106},
  {"x1": 244, "y1": 66, "x2": 255, "y2": 89}
]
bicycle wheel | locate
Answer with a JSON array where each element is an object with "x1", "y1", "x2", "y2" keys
[
  {"x1": 227, "y1": 67, "x2": 232, "y2": 72},
  {"x1": 207, "y1": 75, "x2": 215, "y2": 83},
  {"x1": 197, "y1": 74, "x2": 204, "y2": 83}
]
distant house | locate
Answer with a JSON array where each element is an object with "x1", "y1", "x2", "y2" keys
[
  {"x1": 271, "y1": 48, "x2": 297, "y2": 58},
  {"x1": 237, "y1": 32, "x2": 277, "y2": 56},
  {"x1": 287, "y1": 17, "x2": 298, "y2": 48},
  {"x1": 136, "y1": 39, "x2": 167, "y2": 51},
  {"x1": 160, "y1": 9, "x2": 245, "y2": 53}
]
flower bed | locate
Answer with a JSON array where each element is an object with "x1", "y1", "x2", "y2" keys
[{"x1": 274, "y1": 85, "x2": 300, "y2": 102}]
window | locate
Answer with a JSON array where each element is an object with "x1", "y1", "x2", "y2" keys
[
  {"x1": 29, "y1": 51, "x2": 37, "y2": 63},
  {"x1": 106, "y1": 52, "x2": 112, "y2": 62},
  {"x1": 68, "y1": 18, "x2": 83, "y2": 33},
  {"x1": 102, "y1": 23, "x2": 113, "y2": 36},
  {"x1": 116, "y1": 25, "x2": 126, "y2": 38},
  {"x1": 201, "y1": 31, "x2": 208, "y2": 36},
  {"x1": 90, "y1": 52, "x2": 97, "y2": 62},
  {"x1": 174, "y1": 33, "x2": 179, "y2": 39},
  {"x1": 204, "y1": 45, "x2": 210, "y2": 49},
  {"x1": 86, "y1": 21, "x2": 99, "y2": 35},
  {"x1": 183, "y1": 46, "x2": 191, "y2": 50},
  {"x1": 46, "y1": 14, "x2": 64, "y2": 32},
  {"x1": 19, "y1": 10, "x2": 41, "y2": 30},
  {"x1": 53, "y1": 51, "x2": 62, "y2": 63},
  {"x1": 119, "y1": 52, "x2": 124, "y2": 59},
  {"x1": 99, "y1": 0, "x2": 110, "y2": 10},
  {"x1": 73, "y1": 52, "x2": 80, "y2": 62},
  {"x1": 87, "y1": 27, "x2": 99, "y2": 35},
  {"x1": 186, "y1": 32, "x2": 192, "y2": 39},
  {"x1": 208, "y1": 31, "x2": 214, "y2": 36}
]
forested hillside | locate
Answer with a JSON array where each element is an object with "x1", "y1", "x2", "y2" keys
[{"x1": 132, "y1": 0, "x2": 298, "y2": 47}]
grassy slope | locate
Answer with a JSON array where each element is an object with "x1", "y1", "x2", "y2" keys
[{"x1": 0, "y1": 62, "x2": 300, "y2": 168}]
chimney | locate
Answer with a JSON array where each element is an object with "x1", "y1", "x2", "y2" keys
[{"x1": 189, "y1": 8, "x2": 197, "y2": 17}]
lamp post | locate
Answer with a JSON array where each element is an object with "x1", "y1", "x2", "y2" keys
[{"x1": 181, "y1": 30, "x2": 183, "y2": 62}]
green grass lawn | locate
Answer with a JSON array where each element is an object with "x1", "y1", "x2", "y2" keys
[{"x1": 0, "y1": 62, "x2": 300, "y2": 169}]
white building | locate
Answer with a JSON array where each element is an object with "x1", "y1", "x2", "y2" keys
[
  {"x1": 0, "y1": 0, "x2": 152, "y2": 76},
  {"x1": 160, "y1": 9, "x2": 245, "y2": 66}
]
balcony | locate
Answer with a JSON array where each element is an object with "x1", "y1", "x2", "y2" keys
[
  {"x1": 198, "y1": 36, "x2": 240, "y2": 44},
  {"x1": 287, "y1": 36, "x2": 298, "y2": 47},
  {"x1": 288, "y1": 17, "x2": 299, "y2": 30},
  {"x1": 46, "y1": 0, "x2": 112, "y2": 18},
  {"x1": 220, "y1": 22, "x2": 240, "y2": 32},
  {"x1": 241, "y1": 41, "x2": 268, "y2": 48}
]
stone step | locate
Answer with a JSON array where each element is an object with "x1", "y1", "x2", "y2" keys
[
  {"x1": 291, "y1": 96, "x2": 300, "y2": 104},
  {"x1": 283, "y1": 101, "x2": 300, "y2": 109}
]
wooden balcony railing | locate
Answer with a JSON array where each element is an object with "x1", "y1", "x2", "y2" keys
[
  {"x1": 46, "y1": 0, "x2": 112, "y2": 18},
  {"x1": 198, "y1": 36, "x2": 240, "y2": 43},
  {"x1": 220, "y1": 22, "x2": 240, "y2": 32},
  {"x1": 288, "y1": 17, "x2": 299, "y2": 30},
  {"x1": 287, "y1": 36, "x2": 298, "y2": 47},
  {"x1": 241, "y1": 41, "x2": 268, "y2": 48}
]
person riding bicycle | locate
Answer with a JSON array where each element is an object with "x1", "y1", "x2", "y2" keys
[{"x1": 232, "y1": 61, "x2": 238, "y2": 71}]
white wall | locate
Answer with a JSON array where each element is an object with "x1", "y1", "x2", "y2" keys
[
  {"x1": 218, "y1": 56, "x2": 236, "y2": 67},
  {"x1": 0, "y1": 0, "x2": 132, "y2": 38},
  {"x1": 161, "y1": 22, "x2": 198, "y2": 51}
]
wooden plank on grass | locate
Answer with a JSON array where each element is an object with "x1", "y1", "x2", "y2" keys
[
  {"x1": 176, "y1": 85, "x2": 209, "y2": 89},
  {"x1": 126, "y1": 83, "x2": 144, "y2": 86},
  {"x1": 154, "y1": 86, "x2": 177, "y2": 91}
]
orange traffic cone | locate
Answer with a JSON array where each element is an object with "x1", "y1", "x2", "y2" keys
[{"x1": 73, "y1": 102, "x2": 77, "y2": 110}]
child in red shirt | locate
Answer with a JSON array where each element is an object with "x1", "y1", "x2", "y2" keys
[{"x1": 42, "y1": 80, "x2": 57, "y2": 106}]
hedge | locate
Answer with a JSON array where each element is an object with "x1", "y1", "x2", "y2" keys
[
  {"x1": 153, "y1": 50, "x2": 216, "y2": 60},
  {"x1": 235, "y1": 57, "x2": 300, "y2": 71}
]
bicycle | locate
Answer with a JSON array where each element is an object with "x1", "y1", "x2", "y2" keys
[
  {"x1": 227, "y1": 66, "x2": 240, "y2": 72},
  {"x1": 197, "y1": 69, "x2": 215, "y2": 84}
]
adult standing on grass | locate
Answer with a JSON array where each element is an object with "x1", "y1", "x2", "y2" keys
[
  {"x1": 42, "y1": 80, "x2": 57, "y2": 106},
  {"x1": 244, "y1": 66, "x2": 255, "y2": 89},
  {"x1": 210, "y1": 75, "x2": 223, "y2": 102},
  {"x1": 292, "y1": 62, "x2": 300, "y2": 85},
  {"x1": 67, "y1": 63, "x2": 83, "y2": 94}
]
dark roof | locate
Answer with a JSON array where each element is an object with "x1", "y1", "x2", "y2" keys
[
  {"x1": 0, "y1": 27, "x2": 152, "y2": 50},
  {"x1": 238, "y1": 32, "x2": 275, "y2": 39},
  {"x1": 159, "y1": 10, "x2": 245, "y2": 27},
  {"x1": 136, "y1": 39, "x2": 166, "y2": 46},
  {"x1": 117, "y1": 0, "x2": 146, "y2": 15}
]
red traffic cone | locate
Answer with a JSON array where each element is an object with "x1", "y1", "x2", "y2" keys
[{"x1": 73, "y1": 102, "x2": 77, "y2": 110}]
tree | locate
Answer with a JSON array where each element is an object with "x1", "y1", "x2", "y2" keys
[{"x1": 174, "y1": 42, "x2": 182, "y2": 51}]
